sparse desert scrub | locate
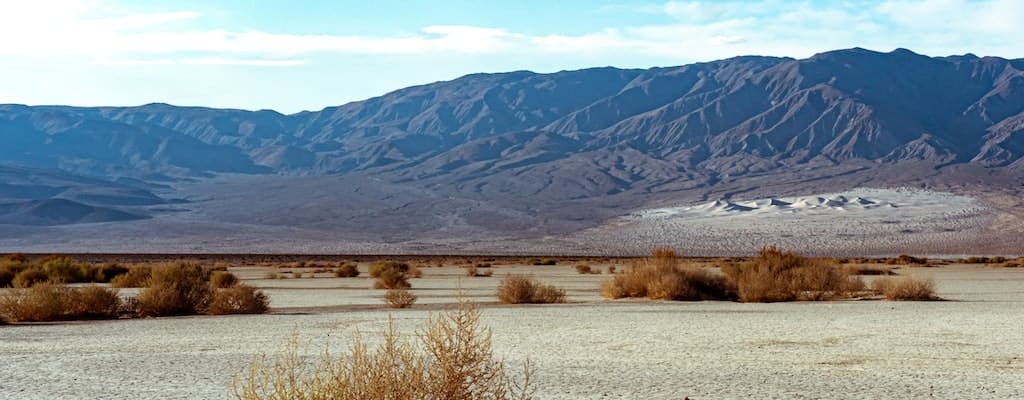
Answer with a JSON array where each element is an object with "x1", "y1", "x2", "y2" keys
[
  {"x1": 0, "y1": 283, "x2": 121, "y2": 322},
  {"x1": 369, "y1": 261, "x2": 409, "y2": 278},
  {"x1": 600, "y1": 249, "x2": 735, "y2": 301},
  {"x1": 466, "y1": 265, "x2": 493, "y2": 277},
  {"x1": 12, "y1": 268, "x2": 49, "y2": 288},
  {"x1": 607, "y1": 266, "x2": 617, "y2": 274},
  {"x1": 530, "y1": 258, "x2": 557, "y2": 266},
  {"x1": 374, "y1": 268, "x2": 411, "y2": 290},
  {"x1": 721, "y1": 246, "x2": 865, "y2": 302},
  {"x1": 383, "y1": 289, "x2": 417, "y2": 308},
  {"x1": 211, "y1": 271, "x2": 241, "y2": 288},
  {"x1": 575, "y1": 264, "x2": 594, "y2": 274},
  {"x1": 888, "y1": 254, "x2": 928, "y2": 265},
  {"x1": 871, "y1": 276, "x2": 940, "y2": 301},
  {"x1": 207, "y1": 285, "x2": 270, "y2": 315},
  {"x1": 408, "y1": 265, "x2": 424, "y2": 278},
  {"x1": 137, "y1": 263, "x2": 212, "y2": 317},
  {"x1": 111, "y1": 266, "x2": 152, "y2": 288},
  {"x1": 234, "y1": 301, "x2": 534, "y2": 400},
  {"x1": 334, "y1": 263, "x2": 360, "y2": 277},
  {"x1": 496, "y1": 274, "x2": 566, "y2": 304},
  {"x1": 845, "y1": 265, "x2": 897, "y2": 276}
]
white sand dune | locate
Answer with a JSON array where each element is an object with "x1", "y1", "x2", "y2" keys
[{"x1": 559, "y1": 188, "x2": 992, "y2": 256}]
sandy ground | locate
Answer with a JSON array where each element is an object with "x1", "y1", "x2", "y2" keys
[{"x1": 1, "y1": 263, "x2": 1023, "y2": 399}]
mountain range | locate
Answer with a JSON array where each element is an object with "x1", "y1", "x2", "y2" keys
[{"x1": 2, "y1": 47, "x2": 1023, "y2": 254}]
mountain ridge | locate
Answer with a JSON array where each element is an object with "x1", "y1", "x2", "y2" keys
[{"x1": 1, "y1": 47, "x2": 1024, "y2": 253}]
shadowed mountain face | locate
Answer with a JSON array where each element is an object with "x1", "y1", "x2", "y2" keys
[{"x1": 1, "y1": 48, "x2": 1024, "y2": 251}]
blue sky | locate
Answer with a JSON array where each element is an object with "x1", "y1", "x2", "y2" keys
[{"x1": 0, "y1": 0, "x2": 1020, "y2": 113}]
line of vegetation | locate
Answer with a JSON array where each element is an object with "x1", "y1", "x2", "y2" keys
[
  {"x1": 0, "y1": 261, "x2": 269, "y2": 322},
  {"x1": 1, "y1": 254, "x2": 130, "y2": 288},
  {"x1": 601, "y1": 247, "x2": 939, "y2": 303}
]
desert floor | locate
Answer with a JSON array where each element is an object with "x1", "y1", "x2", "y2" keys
[{"x1": 1, "y1": 262, "x2": 1022, "y2": 399}]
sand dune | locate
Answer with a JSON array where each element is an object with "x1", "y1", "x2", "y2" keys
[{"x1": 557, "y1": 188, "x2": 993, "y2": 256}]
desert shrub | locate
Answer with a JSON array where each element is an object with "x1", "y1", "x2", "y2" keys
[
  {"x1": 292, "y1": 271, "x2": 303, "y2": 279},
  {"x1": 334, "y1": 263, "x2": 360, "y2": 278},
  {"x1": 408, "y1": 265, "x2": 423, "y2": 278},
  {"x1": 384, "y1": 289, "x2": 417, "y2": 308},
  {"x1": 234, "y1": 301, "x2": 534, "y2": 400},
  {"x1": 575, "y1": 264, "x2": 592, "y2": 274},
  {"x1": 207, "y1": 285, "x2": 270, "y2": 315},
  {"x1": 0, "y1": 267, "x2": 17, "y2": 288},
  {"x1": 92, "y1": 263, "x2": 129, "y2": 283},
  {"x1": 888, "y1": 254, "x2": 928, "y2": 265},
  {"x1": 71, "y1": 286, "x2": 122, "y2": 319},
  {"x1": 607, "y1": 266, "x2": 617, "y2": 274},
  {"x1": 137, "y1": 262, "x2": 212, "y2": 317},
  {"x1": 0, "y1": 283, "x2": 69, "y2": 321},
  {"x1": 39, "y1": 256, "x2": 82, "y2": 282},
  {"x1": 12, "y1": 268, "x2": 49, "y2": 288},
  {"x1": 111, "y1": 267, "x2": 152, "y2": 288},
  {"x1": 369, "y1": 261, "x2": 409, "y2": 278},
  {"x1": 475, "y1": 263, "x2": 492, "y2": 268},
  {"x1": 531, "y1": 258, "x2": 557, "y2": 266},
  {"x1": 0, "y1": 283, "x2": 121, "y2": 322},
  {"x1": 721, "y1": 246, "x2": 864, "y2": 302},
  {"x1": 374, "y1": 267, "x2": 411, "y2": 289},
  {"x1": 871, "y1": 276, "x2": 940, "y2": 301},
  {"x1": 600, "y1": 249, "x2": 735, "y2": 301},
  {"x1": 465, "y1": 265, "x2": 493, "y2": 277},
  {"x1": 845, "y1": 265, "x2": 897, "y2": 276},
  {"x1": 496, "y1": 274, "x2": 566, "y2": 304},
  {"x1": 211, "y1": 271, "x2": 241, "y2": 288},
  {"x1": 3, "y1": 253, "x2": 28, "y2": 263},
  {"x1": 263, "y1": 271, "x2": 280, "y2": 279}
]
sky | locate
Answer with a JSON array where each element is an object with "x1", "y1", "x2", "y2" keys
[{"x1": 0, "y1": 0, "x2": 1021, "y2": 113}]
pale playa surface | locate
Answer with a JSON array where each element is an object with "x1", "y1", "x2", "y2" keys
[
  {"x1": 1, "y1": 264, "x2": 1023, "y2": 399},
  {"x1": 558, "y1": 188, "x2": 995, "y2": 256}
]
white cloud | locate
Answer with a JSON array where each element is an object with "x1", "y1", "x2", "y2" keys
[{"x1": 0, "y1": 0, "x2": 1021, "y2": 68}]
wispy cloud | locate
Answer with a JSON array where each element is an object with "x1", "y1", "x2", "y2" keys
[{"x1": 0, "y1": 0, "x2": 1021, "y2": 67}]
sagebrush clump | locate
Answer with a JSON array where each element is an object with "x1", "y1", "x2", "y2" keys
[
  {"x1": 871, "y1": 276, "x2": 940, "y2": 301},
  {"x1": 0, "y1": 283, "x2": 121, "y2": 322},
  {"x1": 721, "y1": 246, "x2": 866, "y2": 302},
  {"x1": 600, "y1": 248, "x2": 735, "y2": 301},
  {"x1": 384, "y1": 289, "x2": 417, "y2": 308},
  {"x1": 496, "y1": 275, "x2": 566, "y2": 304},
  {"x1": 234, "y1": 301, "x2": 534, "y2": 400},
  {"x1": 334, "y1": 263, "x2": 360, "y2": 278}
]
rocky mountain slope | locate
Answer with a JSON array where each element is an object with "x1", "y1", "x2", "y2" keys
[{"x1": 1, "y1": 47, "x2": 1023, "y2": 253}]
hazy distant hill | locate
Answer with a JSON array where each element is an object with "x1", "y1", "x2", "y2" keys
[{"x1": 1, "y1": 47, "x2": 1023, "y2": 251}]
